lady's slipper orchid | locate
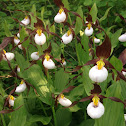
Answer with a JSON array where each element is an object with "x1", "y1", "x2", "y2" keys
[
  {"x1": 54, "y1": 8, "x2": 66, "y2": 23},
  {"x1": 9, "y1": 95, "x2": 15, "y2": 107},
  {"x1": 87, "y1": 95, "x2": 105, "y2": 119},
  {"x1": 118, "y1": 33, "x2": 126, "y2": 42},
  {"x1": 17, "y1": 33, "x2": 20, "y2": 38},
  {"x1": 124, "y1": 114, "x2": 126, "y2": 121},
  {"x1": 21, "y1": 16, "x2": 30, "y2": 26},
  {"x1": 61, "y1": 59, "x2": 66, "y2": 66},
  {"x1": 58, "y1": 94, "x2": 72, "y2": 107},
  {"x1": 14, "y1": 36, "x2": 20, "y2": 45},
  {"x1": 15, "y1": 80, "x2": 26, "y2": 93},
  {"x1": 43, "y1": 54, "x2": 56, "y2": 69},
  {"x1": 31, "y1": 52, "x2": 39, "y2": 60},
  {"x1": 122, "y1": 71, "x2": 126, "y2": 76},
  {"x1": 89, "y1": 59, "x2": 108, "y2": 83},
  {"x1": 62, "y1": 29, "x2": 73, "y2": 44},
  {"x1": 34, "y1": 29, "x2": 46, "y2": 45},
  {"x1": 17, "y1": 66, "x2": 20, "y2": 72},
  {"x1": 84, "y1": 23, "x2": 93, "y2": 36},
  {"x1": 2, "y1": 50, "x2": 15, "y2": 61},
  {"x1": 94, "y1": 37, "x2": 100, "y2": 43}
]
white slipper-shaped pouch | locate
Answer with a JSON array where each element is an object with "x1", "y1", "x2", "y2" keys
[
  {"x1": 43, "y1": 54, "x2": 56, "y2": 69},
  {"x1": 34, "y1": 29, "x2": 46, "y2": 45},
  {"x1": 89, "y1": 60, "x2": 108, "y2": 83},
  {"x1": 21, "y1": 16, "x2": 30, "y2": 26},
  {"x1": 54, "y1": 8, "x2": 66, "y2": 23},
  {"x1": 87, "y1": 101, "x2": 105, "y2": 119},
  {"x1": 94, "y1": 37, "x2": 100, "y2": 43},
  {"x1": 31, "y1": 52, "x2": 39, "y2": 60},
  {"x1": 118, "y1": 33, "x2": 126, "y2": 42},
  {"x1": 15, "y1": 80, "x2": 26, "y2": 93},
  {"x1": 62, "y1": 30, "x2": 73, "y2": 44},
  {"x1": 2, "y1": 50, "x2": 15, "y2": 61},
  {"x1": 58, "y1": 94, "x2": 72, "y2": 107},
  {"x1": 9, "y1": 95, "x2": 16, "y2": 107}
]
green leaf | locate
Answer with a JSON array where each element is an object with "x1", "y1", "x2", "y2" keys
[
  {"x1": 15, "y1": 52, "x2": 51, "y2": 105},
  {"x1": 31, "y1": 4, "x2": 36, "y2": 17},
  {"x1": 75, "y1": 40, "x2": 89, "y2": 65},
  {"x1": 94, "y1": 82, "x2": 125, "y2": 126},
  {"x1": 109, "y1": 55, "x2": 123, "y2": 71},
  {"x1": 75, "y1": 6, "x2": 83, "y2": 35},
  {"x1": 3, "y1": 20, "x2": 12, "y2": 37},
  {"x1": 41, "y1": 6, "x2": 45, "y2": 20},
  {"x1": 20, "y1": 27, "x2": 30, "y2": 47},
  {"x1": 83, "y1": 0, "x2": 92, "y2": 6},
  {"x1": 90, "y1": 3, "x2": 98, "y2": 22},
  {"x1": 62, "y1": 0, "x2": 70, "y2": 10},
  {"x1": 80, "y1": 119, "x2": 94, "y2": 126},
  {"x1": 82, "y1": 66, "x2": 93, "y2": 96},
  {"x1": 56, "y1": 109, "x2": 72, "y2": 126},
  {"x1": 111, "y1": 28, "x2": 123, "y2": 48},
  {"x1": 52, "y1": 42, "x2": 61, "y2": 58},
  {"x1": 99, "y1": 7, "x2": 112, "y2": 22},
  {"x1": 54, "y1": 68, "x2": 69, "y2": 92},
  {"x1": 25, "y1": 115, "x2": 52, "y2": 126},
  {"x1": 8, "y1": 95, "x2": 27, "y2": 126}
]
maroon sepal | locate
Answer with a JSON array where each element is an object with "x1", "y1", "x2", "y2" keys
[
  {"x1": 90, "y1": 84, "x2": 102, "y2": 94},
  {"x1": 43, "y1": 43, "x2": 52, "y2": 54},
  {"x1": 0, "y1": 37, "x2": 14, "y2": 49},
  {"x1": 54, "y1": 0, "x2": 64, "y2": 7},
  {"x1": 115, "y1": 13, "x2": 126, "y2": 23},
  {"x1": 79, "y1": 96, "x2": 93, "y2": 102},
  {"x1": 86, "y1": 14, "x2": 92, "y2": 23},
  {"x1": 119, "y1": 49, "x2": 126, "y2": 66},
  {"x1": 108, "y1": 97, "x2": 125, "y2": 106},
  {"x1": 0, "y1": 105, "x2": 23, "y2": 114},
  {"x1": 96, "y1": 34, "x2": 111, "y2": 59},
  {"x1": 34, "y1": 18, "x2": 44, "y2": 29},
  {"x1": 61, "y1": 86, "x2": 76, "y2": 94}
]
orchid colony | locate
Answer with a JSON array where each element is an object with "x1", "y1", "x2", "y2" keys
[{"x1": 0, "y1": 0, "x2": 126, "y2": 125}]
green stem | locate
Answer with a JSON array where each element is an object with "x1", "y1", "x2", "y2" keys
[
  {"x1": 40, "y1": 101, "x2": 48, "y2": 117},
  {"x1": 1, "y1": 114, "x2": 6, "y2": 126},
  {"x1": 52, "y1": 106, "x2": 57, "y2": 126}
]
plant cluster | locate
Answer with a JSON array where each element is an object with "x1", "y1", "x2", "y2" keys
[{"x1": 0, "y1": 0, "x2": 126, "y2": 126}]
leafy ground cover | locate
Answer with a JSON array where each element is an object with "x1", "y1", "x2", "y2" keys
[{"x1": 0, "y1": 0, "x2": 126, "y2": 126}]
